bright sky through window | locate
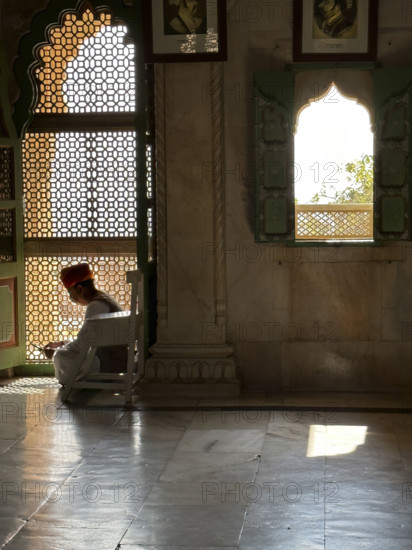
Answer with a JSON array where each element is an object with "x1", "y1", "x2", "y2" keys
[
  {"x1": 295, "y1": 84, "x2": 373, "y2": 204},
  {"x1": 63, "y1": 25, "x2": 135, "y2": 113}
]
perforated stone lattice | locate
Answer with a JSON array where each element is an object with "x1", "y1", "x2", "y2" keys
[
  {"x1": 296, "y1": 209, "x2": 373, "y2": 239},
  {"x1": 0, "y1": 210, "x2": 16, "y2": 262},
  {"x1": 23, "y1": 131, "x2": 137, "y2": 239},
  {"x1": 25, "y1": 256, "x2": 137, "y2": 361},
  {"x1": 0, "y1": 146, "x2": 14, "y2": 200},
  {"x1": 24, "y1": 6, "x2": 139, "y2": 362},
  {"x1": 0, "y1": 210, "x2": 14, "y2": 262},
  {"x1": 34, "y1": 9, "x2": 135, "y2": 114}
]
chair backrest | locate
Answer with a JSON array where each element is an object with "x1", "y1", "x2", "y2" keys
[
  {"x1": 126, "y1": 269, "x2": 144, "y2": 378},
  {"x1": 126, "y1": 269, "x2": 143, "y2": 316}
]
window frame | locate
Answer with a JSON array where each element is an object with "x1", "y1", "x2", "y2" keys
[{"x1": 255, "y1": 63, "x2": 412, "y2": 246}]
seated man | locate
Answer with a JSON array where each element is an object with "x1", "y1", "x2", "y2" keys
[{"x1": 48, "y1": 263, "x2": 127, "y2": 385}]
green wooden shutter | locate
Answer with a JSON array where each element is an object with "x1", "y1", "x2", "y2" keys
[
  {"x1": 0, "y1": 44, "x2": 25, "y2": 370},
  {"x1": 374, "y1": 68, "x2": 412, "y2": 240},
  {"x1": 255, "y1": 71, "x2": 294, "y2": 242}
]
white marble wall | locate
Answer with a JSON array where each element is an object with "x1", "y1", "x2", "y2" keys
[
  {"x1": 149, "y1": 0, "x2": 412, "y2": 391},
  {"x1": 231, "y1": 242, "x2": 412, "y2": 390}
]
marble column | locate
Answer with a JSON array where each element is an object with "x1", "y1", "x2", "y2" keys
[{"x1": 144, "y1": 63, "x2": 238, "y2": 393}]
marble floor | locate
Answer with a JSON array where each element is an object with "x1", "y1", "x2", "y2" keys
[{"x1": 1, "y1": 378, "x2": 412, "y2": 549}]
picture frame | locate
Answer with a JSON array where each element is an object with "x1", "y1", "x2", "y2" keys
[
  {"x1": 144, "y1": 0, "x2": 227, "y2": 63},
  {"x1": 293, "y1": 0, "x2": 378, "y2": 62},
  {"x1": 0, "y1": 277, "x2": 17, "y2": 349}
]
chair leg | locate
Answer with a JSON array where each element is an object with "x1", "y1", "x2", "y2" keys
[
  {"x1": 60, "y1": 347, "x2": 97, "y2": 403},
  {"x1": 125, "y1": 343, "x2": 135, "y2": 404},
  {"x1": 60, "y1": 383, "x2": 71, "y2": 403}
]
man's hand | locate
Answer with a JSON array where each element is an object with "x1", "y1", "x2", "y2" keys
[
  {"x1": 46, "y1": 341, "x2": 66, "y2": 349},
  {"x1": 44, "y1": 341, "x2": 66, "y2": 359}
]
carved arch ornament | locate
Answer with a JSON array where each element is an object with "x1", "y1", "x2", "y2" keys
[
  {"x1": 31, "y1": 1, "x2": 113, "y2": 114},
  {"x1": 293, "y1": 70, "x2": 374, "y2": 134},
  {"x1": 13, "y1": 0, "x2": 142, "y2": 135}
]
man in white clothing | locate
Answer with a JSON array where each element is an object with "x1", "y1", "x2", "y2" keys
[{"x1": 48, "y1": 263, "x2": 127, "y2": 385}]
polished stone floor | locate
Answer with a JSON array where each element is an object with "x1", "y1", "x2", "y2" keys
[{"x1": 1, "y1": 378, "x2": 412, "y2": 549}]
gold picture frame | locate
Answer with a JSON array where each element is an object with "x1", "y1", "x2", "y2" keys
[
  {"x1": 144, "y1": 0, "x2": 227, "y2": 63},
  {"x1": 293, "y1": 0, "x2": 378, "y2": 62}
]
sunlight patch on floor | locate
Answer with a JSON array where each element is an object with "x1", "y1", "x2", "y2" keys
[{"x1": 307, "y1": 424, "x2": 367, "y2": 457}]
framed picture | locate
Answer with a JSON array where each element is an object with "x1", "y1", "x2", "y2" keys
[
  {"x1": 0, "y1": 277, "x2": 17, "y2": 349},
  {"x1": 144, "y1": 0, "x2": 227, "y2": 63},
  {"x1": 293, "y1": 0, "x2": 378, "y2": 62}
]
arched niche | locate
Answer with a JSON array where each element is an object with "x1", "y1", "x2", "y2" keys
[{"x1": 293, "y1": 69, "x2": 374, "y2": 134}]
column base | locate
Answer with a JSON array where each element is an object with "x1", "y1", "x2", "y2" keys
[{"x1": 141, "y1": 344, "x2": 240, "y2": 397}]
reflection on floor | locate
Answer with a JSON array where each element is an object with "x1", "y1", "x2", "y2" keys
[{"x1": 1, "y1": 377, "x2": 412, "y2": 549}]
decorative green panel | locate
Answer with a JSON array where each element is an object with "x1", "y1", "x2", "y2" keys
[
  {"x1": 381, "y1": 148, "x2": 406, "y2": 187},
  {"x1": 381, "y1": 103, "x2": 406, "y2": 141},
  {"x1": 0, "y1": 137, "x2": 25, "y2": 368},
  {"x1": 0, "y1": 43, "x2": 24, "y2": 368},
  {"x1": 263, "y1": 151, "x2": 287, "y2": 189},
  {"x1": 374, "y1": 68, "x2": 412, "y2": 240},
  {"x1": 260, "y1": 106, "x2": 288, "y2": 143},
  {"x1": 255, "y1": 71, "x2": 294, "y2": 242},
  {"x1": 264, "y1": 197, "x2": 287, "y2": 234},
  {"x1": 381, "y1": 196, "x2": 405, "y2": 233}
]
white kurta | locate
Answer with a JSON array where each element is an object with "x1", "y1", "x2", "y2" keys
[{"x1": 53, "y1": 300, "x2": 113, "y2": 385}]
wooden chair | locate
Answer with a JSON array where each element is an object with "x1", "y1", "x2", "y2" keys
[{"x1": 60, "y1": 270, "x2": 144, "y2": 404}]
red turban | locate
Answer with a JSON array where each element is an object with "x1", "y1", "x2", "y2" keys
[{"x1": 60, "y1": 263, "x2": 94, "y2": 289}]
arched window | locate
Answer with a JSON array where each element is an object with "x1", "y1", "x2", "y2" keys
[
  {"x1": 254, "y1": 67, "x2": 412, "y2": 243},
  {"x1": 22, "y1": 3, "x2": 149, "y2": 361},
  {"x1": 294, "y1": 83, "x2": 374, "y2": 241}
]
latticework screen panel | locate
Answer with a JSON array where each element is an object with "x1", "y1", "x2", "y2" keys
[
  {"x1": 25, "y1": 255, "x2": 137, "y2": 361},
  {"x1": 0, "y1": 146, "x2": 14, "y2": 200},
  {"x1": 0, "y1": 209, "x2": 15, "y2": 262},
  {"x1": 295, "y1": 204, "x2": 373, "y2": 240},
  {"x1": 34, "y1": 9, "x2": 135, "y2": 114},
  {"x1": 23, "y1": 6, "x2": 144, "y2": 362},
  {"x1": 23, "y1": 131, "x2": 137, "y2": 238}
]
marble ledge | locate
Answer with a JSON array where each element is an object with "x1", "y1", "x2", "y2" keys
[{"x1": 143, "y1": 343, "x2": 239, "y2": 387}]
